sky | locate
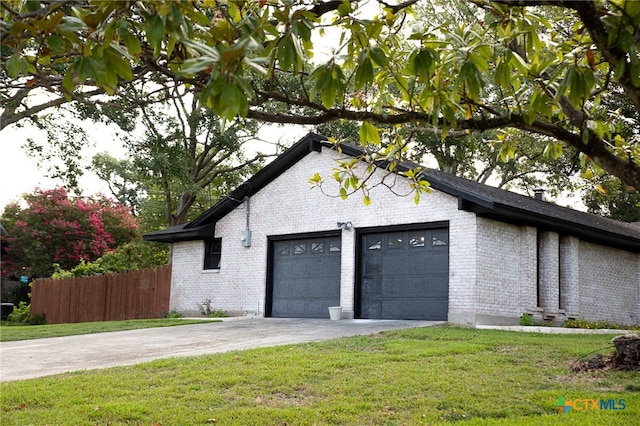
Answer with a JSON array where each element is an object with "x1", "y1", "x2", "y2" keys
[
  {"x1": 0, "y1": 120, "x2": 125, "y2": 209},
  {"x1": 0, "y1": 116, "x2": 311, "y2": 211}
]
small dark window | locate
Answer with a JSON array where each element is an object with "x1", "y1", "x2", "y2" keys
[
  {"x1": 409, "y1": 233, "x2": 426, "y2": 248},
  {"x1": 329, "y1": 242, "x2": 341, "y2": 252},
  {"x1": 367, "y1": 237, "x2": 381, "y2": 250},
  {"x1": 387, "y1": 234, "x2": 404, "y2": 249},
  {"x1": 311, "y1": 242, "x2": 324, "y2": 253},
  {"x1": 204, "y1": 238, "x2": 222, "y2": 270},
  {"x1": 432, "y1": 234, "x2": 448, "y2": 246},
  {"x1": 294, "y1": 243, "x2": 306, "y2": 255},
  {"x1": 277, "y1": 244, "x2": 290, "y2": 256}
]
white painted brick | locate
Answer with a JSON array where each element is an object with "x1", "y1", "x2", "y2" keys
[{"x1": 577, "y1": 242, "x2": 639, "y2": 325}]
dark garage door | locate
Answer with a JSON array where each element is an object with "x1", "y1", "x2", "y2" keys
[
  {"x1": 359, "y1": 228, "x2": 449, "y2": 320},
  {"x1": 270, "y1": 236, "x2": 341, "y2": 318}
]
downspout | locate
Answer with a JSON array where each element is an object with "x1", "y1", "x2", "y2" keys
[{"x1": 241, "y1": 196, "x2": 252, "y2": 247}]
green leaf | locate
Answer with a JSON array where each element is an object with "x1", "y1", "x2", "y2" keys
[
  {"x1": 528, "y1": 89, "x2": 551, "y2": 124},
  {"x1": 499, "y1": 138, "x2": 516, "y2": 162},
  {"x1": 120, "y1": 31, "x2": 142, "y2": 55},
  {"x1": 566, "y1": 67, "x2": 593, "y2": 106},
  {"x1": 46, "y1": 35, "x2": 66, "y2": 53},
  {"x1": 180, "y1": 58, "x2": 214, "y2": 75},
  {"x1": 57, "y1": 16, "x2": 86, "y2": 32},
  {"x1": 368, "y1": 46, "x2": 388, "y2": 67},
  {"x1": 468, "y1": 51, "x2": 489, "y2": 73},
  {"x1": 62, "y1": 61, "x2": 83, "y2": 98},
  {"x1": 359, "y1": 121, "x2": 381, "y2": 146},
  {"x1": 413, "y1": 48, "x2": 436, "y2": 80},
  {"x1": 321, "y1": 82, "x2": 337, "y2": 109},
  {"x1": 5, "y1": 53, "x2": 28, "y2": 78},
  {"x1": 308, "y1": 173, "x2": 323, "y2": 185},
  {"x1": 363, "y1": 195, "x2": 371, "y2": 206},
  {"x1": 631, "y1": 62, "x2": 640, "y2": 87},
  {"x1": 508, "y1": 51, "x2": 529, "y2": 74},
  {"x1": 339, "y1": 187, "x2": 348, "y2": 200},
  {"x1": 557, "y1": 66, "x2": 575, "y2": 101},
  {"x1": 349, "y1": 176, "x2": 359, "y2": 190},
  {"x1": 277, "y1": 35, "x2": 297, "y2": 70},
  {"x1": 458, "y1": 61, "x2": 483, "y2": 101},
  {"x1": 314, "y1": 64, "x2": 344, "y2": 109},
  {"x1": 145, "y1": 14, "x2": 165, "y2": 51},
  {"x1": 614, "y1": 57, "x2": 626, "y2": 82},
  {"x1": 355, "y1": 55, "x2": 373, "y2": 90},
  {"x1": 494, "y1": 58, "x2": 511, "y2": 89},
  {"x1": 62, "y1": 67, "x2": 75, "y2": 98},
  {"x1": 543, "y1": 143, "x2": 563, "y2": 159},
  {"x1": 106, "y1": 48, "x2": 133, "y2": 81},
  {"x1": 337, "y1": 2, "x2": 352, "y2": 16}
]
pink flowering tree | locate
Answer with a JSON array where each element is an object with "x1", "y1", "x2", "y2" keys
[{"x1": 1, "y1": 188, "x2": 139, "y2": 278}]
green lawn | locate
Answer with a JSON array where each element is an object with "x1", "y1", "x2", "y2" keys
[
  {"x1": 0, "y1": 318, "x2": 218, "y2": 342},
  {"x1": 1, "y1": 326, "x2": 638, "y2": 425}
]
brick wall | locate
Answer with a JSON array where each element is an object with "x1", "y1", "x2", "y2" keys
[
  {"x1": 559, "y1": 236, "x2": 580, "y2": 317},
  {"x1": 472, "y1": 223, "x2": 639, "y2": 326},
  {"x1": 473, "y1": 218, "x2": 536, "y2": 322},
  {"x1": 169, "y1": 146, "x2": 477, "y2": 318},
  {"x1": 577, "y1": 241, "x2": 639, "y2": 325},
  {"x1": 538, "y1": 231, "x2": 560, "y2": 316}
]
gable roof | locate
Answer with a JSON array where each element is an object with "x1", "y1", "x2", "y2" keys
[
  {"x1": 144, "y1": 133, "x2": 640, "y2": 252},
  {"x1": 143, "y1": 133, "x2": 323, "y2": 243}
]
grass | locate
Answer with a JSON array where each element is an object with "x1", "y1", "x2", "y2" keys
[
  {"x1": 1, "y1": 325, "x2": 638, "y2": 425},
  {"x1": 0, "y1": 318, "x2": 219, "y2": 342}
]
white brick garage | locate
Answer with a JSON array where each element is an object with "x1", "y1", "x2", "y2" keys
[{"x1": 145, "y1": 133, "x2": 640, "y2": 326}]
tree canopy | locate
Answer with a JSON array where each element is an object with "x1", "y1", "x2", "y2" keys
[
  {"x1": 34, "y1": 85, "x2": 271, "y2": 227},
  {"x1": 1, "y1": 0, "x2": 639, "y2": 191},
  {"x1": 1, "y1": 187, "x2": 140, "y2": 278}
]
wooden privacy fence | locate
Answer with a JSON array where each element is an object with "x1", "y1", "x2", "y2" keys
[{"x1": 30, "y1": 265, "x2": 171, "y2": 324}]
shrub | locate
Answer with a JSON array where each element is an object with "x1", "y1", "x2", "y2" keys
[
  {"x1": 162, "y1": 310, "x2": 184, "y2": 319},
  {"x1": 51, "y1": 240, "x2": 169, "y2": 279},
  {"x1": 5, "y1": 302, "x2": 46, "y2": 325},
  {"x1": 519, "y1": 313, "x2": 534, "y2": 326},
  {"x1": 197, "y1": 299, "x2": 227, "y2": 318}
]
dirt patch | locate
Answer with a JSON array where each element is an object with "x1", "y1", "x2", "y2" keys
[
  {"x1": 254, "y1": 388, "x2": 314, "y2": 408},
  {"x1": 573, "y1": 333, "x2": 640, "y2": 372}
]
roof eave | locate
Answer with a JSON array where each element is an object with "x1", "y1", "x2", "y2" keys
[
  {"x1": 143, "y1": 223, "x2": 215, "y2": 243},
  {"x1": 460, "y1": 199, "x2": 640, "y2": 252}
]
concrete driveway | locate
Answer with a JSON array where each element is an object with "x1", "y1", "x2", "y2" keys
[{"x1": 0, "y1": 318, "x2": 441, "y2": 382}]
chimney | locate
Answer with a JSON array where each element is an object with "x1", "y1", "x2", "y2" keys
[{"x1": 533, "y1": 188, "x2": 545, "y2": 201}]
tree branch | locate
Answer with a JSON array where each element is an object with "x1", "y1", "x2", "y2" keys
[{"x1": 0, "y1": 88, "x2": 104, "y2": 131}]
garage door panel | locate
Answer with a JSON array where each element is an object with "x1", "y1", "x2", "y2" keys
[
  {"x1": 361, "y1": 278, "x2": 382, "y2": 299},
  {"x1": 383, "y1": 278, "x2": 429, "y2": 297},
  {"x1": 426, "y1": 279, "x2": 449, "y2": 298},
  {"x1": 424, "y1": 257, "x2": 448, "y2": 274},
  {"x1": 361, "y1": 299, "x2": 382, "y2": 318},
  {"x1": 271, "y1": 236, "x2": 341, "y2": 318},
  {"x1": 381, "y1": 299, "x2": 448, "y2": 320},
  {"x1": 274, "y1": 278, "x2": 339, "y2": 298},
  {"x1": 359, "y1": 228, "x2": 449, "y2": 320}
]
